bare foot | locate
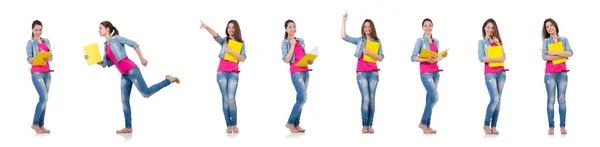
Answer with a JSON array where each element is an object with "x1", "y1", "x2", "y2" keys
[
  {"x1": 362, "y1": 126, "x2": 368, "y2": 133},
  {"x1": 31, "y1": 125, "x2": 44, "y2": 134},
  {"x1": 491, "y1": 128, "x2": 499, "y2": 134},
  {"x1": 40, "y1": 126, "x2": 51, "y2": 133},
  {"x1": 428, "y1": 126, "x2": 437, "y2": 133},
  {"x1": 483, "y1": 126, "x2": 492, "y2": 134},
  {"x1": 295, "y1": 125, "x2": 305, "y2": 132},
  {"x1": 232, "y1": 126, "x2": 239, "y2": 133},
  {"x1": 286, "y1": 123, "x2": 298, "y2": 133},
  {"x1": 560, "y1": 127, "x2": 567, "y2": 134},
  {"x1": 166, "y1": 75, "x2": 180, "y2": 84},
  {"x1": 226, "y1": 126, "x2": 232, "y2": 133},
  {"x1": 368, "y1": 126, "x2": 375, "y2": 133},
  {"x1": 419, "y1": 124, "x2": 431, "y2": 133},
  {"x1": 548, "y1": 128, "x2": 554, "y2": 134},
  {"x1": 116, "y1": 128, "x2": 133, "y2": 133}
]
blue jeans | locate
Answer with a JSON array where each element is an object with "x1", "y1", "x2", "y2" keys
[
  {"x1": 288, "y1": 71, "x2": 309, "y2": 125},
  {"x1": 217, "y1": 72, "x2": 239, "y2": 126},
  {"x1": 484, "y1": 71, "x2": 506, "y2": 127},
  {"x1": 120, "y1": 66, "x2": 171, "y2": 128},
  {"x1": 31, "y1": 72, "x2": 51, "y2": 126},
  {"x1": 357, "y1": 71, "x2": 379, "y2": 126},
  {"x1": 420, "y1": 72, "x2": 439, "y2": 126},
  {"x1": 544, "y1": 72, "x2": 568, "y2": 128}
]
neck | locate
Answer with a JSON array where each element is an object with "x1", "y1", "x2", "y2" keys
[
  {"x1": 425, "y1": 33, "x2": 432, "y2": 39},
  {"x1": 550, "y1": 33, "x2": 558, "y2": 39},
  {"x1": 288, "y1": 35, "x2": 295, "y2": 39},
  {"x1": 366, "y1": 35, "x2": 371, "y2": 40},
  {"x1": 34, "y1": 37, "x2": 41, "y2": 41},
  {"x1": 104, "y1": 35, "x2": 112, "y2": 41}
]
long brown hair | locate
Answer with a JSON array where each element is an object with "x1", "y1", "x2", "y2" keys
[
  {"x1": 31, "y1": 20, "x2": 42, "y2": 38},
  {"x1": 226, "y1": 20, "x2": 244, "y2": 43},
  {"x1": 100, "y1": 21, "x2": 120, "y2": 36},
  {"x1": 284, "y1": 19, "x2": 295, "y2": 39},
  {"x1": 481, "y1": 18, "x2": 502, "y2": 45},
  {"x1": 361, "y1": 19, "x2": 379, "y2": 41},
  {"x1": 542, "y1": 18, "x2": 559, "y2": 40}
]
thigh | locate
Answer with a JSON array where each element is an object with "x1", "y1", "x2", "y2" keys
[
  {"x1": 420, "y1": 73, "x2": 436, "y2": 91},
  {"x1": 356, "y1": 72, "x2": 369, "y2": 94},
  {"x1": 291, "y1": 72, "x2": 307, "y2": 91},
  {"x1": 44, "y1": 73, "x2": 51, "y2": 91},
  {"x1": 227, "y1": 73, "x2": 240, "y2": 96},
  {"x1": 303, "y1": 72, "x2": 310, "y2": 87},
  {"x1": 125, "y1": 67, "x2": 148, "y2": 91},
  {"x1": 31, "y1": 73, "x2": 47, "y2": 93},
  {"x1": 557, "y1": 72, "x2": 568, "y2": 95},
  {"x1": 544, "y1": 73, "x2": 557, "y2": 91},
  {"x1": 368, "y1": 72, "x2": 379, "y2": 89}
]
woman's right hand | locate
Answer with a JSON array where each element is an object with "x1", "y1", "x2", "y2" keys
[
  {"x1": 84, "y1": 55, "x2": 88, "y2": 60},
  {"x1": 343, "y1": 10, "x2": 348, "y2": 21}
]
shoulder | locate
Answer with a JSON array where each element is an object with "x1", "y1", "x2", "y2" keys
[
  {"x1": 281, "y1": 38, "x2": 290, "y2": 44},
  {"x1": 296, "y1": 37, "x2": 304, "y2": 42},
  {"x1": 433, "y1": 38, "x2": 439, "y2": 43},
  {"x1": 560, "y1": 36, "x2": 569, "y2": 41}
]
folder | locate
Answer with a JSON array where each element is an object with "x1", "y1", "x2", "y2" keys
[
  {"x1": 487, "y1": 46, "x2": 504, "y2": 67},
  {"x1": 295, "y1": 46, "x2": 319, "y2": 67},
  {"x1": 32, "y1": 52, "x2": 52, "y2": 66},
  {"x1": 548, "y1": 42, "x2": 566, "y2": 65},
  {"x1": 84, "y1": 43, "x2": 102, "y2": 65},
  {"x1": 435, "y1": 48, "x2": 449, "y2": 61},
  {"x1": 363, "y1": 40, "x2": 379, "y2": 62},
  {"x1": 224, "y1": 39, "x2": 243, "y2": 62},
  {"x1": 418, "y1": 48, "x2": 448, "y2": 62}
]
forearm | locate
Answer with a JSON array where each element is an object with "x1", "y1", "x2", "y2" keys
[
  {"x1": 134, "y1": 47, "x2": 145, "y2": 59},
  {"x1": 545, "y1": 55, "x2": 563, "y2": 61},
  {"x1": 367, "y1": 53, "x2": 383, "y2": 61},
  {"x1": 557, "y1": 51, "x2": 572, "y2": 58},
  {"x1": 284, "y1": 49, "x2": 294, "y2": 63},
  {"x1": 482, "y1": 57, "x2": 503, "y2": 63},
  {"x1": 413, "y1": 57, "x2": 430, "y2": 62},
  {"x1": 341, "y1": 21, "x2": 347, "y2": 39},
  {"x1": 205, "y1": 26, "x2": 218, "y2": 38}
]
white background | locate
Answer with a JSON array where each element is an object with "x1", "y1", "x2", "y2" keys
[{"x1": 0, "y1": 0, "x2": 597, "y2": 146}]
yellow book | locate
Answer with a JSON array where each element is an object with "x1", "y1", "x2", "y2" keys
[
  {"x1": 32, "y1": 52, "x2": 52, "y2": 66},
  {"x1": 487, "y1": 46, "x2": 504, "y2": 67},
  {"x1": 435, "y1": 48, "x2": 449, "y2": 61},
  {"x1": 84, "y1": 43, "x2": 102, "y2": 65},
  {"x1": 363, "y1": 40, "x2": 379, "y2": 63},
  {"x1": 295, "y1": 46, "x2": 319, "y2": 67},
  {"x1": 224, "y1": 39, "x2": 243, "y2": 62},
  {"x1": 418, "y1": 48, "x2": 438, "y2": 58},
  {"x1": 548, "y1": 42, "x2": 566, "y2": 65}
]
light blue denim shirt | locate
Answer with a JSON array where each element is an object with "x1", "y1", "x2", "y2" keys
[
  {"x1": 342, "y1": 34, "x2": 385, "y2": 59},
  {"x1": 477, "y1": 37, "x2": 505, "y2": 62},
  {"x1": 542, "y1": 36, "x2": 573, "y2": 60},
  {"x1": 214, "y1": 35, "x2": 247, "y2": 62},
  {"x1": 101, "y1": 35, "x2": 140, "y2": 68},
  {"x1": 26, "y1": 38, "x2": 52, "y2": 61},
  {"x1": 280, "y1": 37, "x2": 306, "y2": 63},
  {"x1": 410, "y1": 35, "x2": 439, "y2": 61}
]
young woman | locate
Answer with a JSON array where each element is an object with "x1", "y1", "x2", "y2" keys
[
  {"x1": 84, "y1": 21, "x2": 180, "y2": 133},
  {"x1": 541, "y1": 18, "x2": 572, "y2": 134},
  {"x1": 478, "y1": 18, "x2": 506, "y2": 134},
  {"x1": 341, "y1": 11, "x2": 384, "y2": 133},
  {"x1": 281, "y1": 19, "x2": 313, "y2": 133},
  {"x1": 26, "y1": 20, "x2": 53, "y2": 134},
  {"x1": 199, "y1": 20, "x2": 247, "y2": 133},
  {"x1": 410, "y1": 18, "x2": 447, "y2": 134}
]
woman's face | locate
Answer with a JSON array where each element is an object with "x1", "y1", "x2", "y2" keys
[
  {"x1": 227, "y1": 23, "x2": 235, "y2": 36},
  {"x1": 32, "y1": 25, "x2": 42, "y2": 38},
  {"x1": 422, "y1": 21, "x2": 433, "y2": 34},
  {"x1": 485, "y1": 22, "x2": 495, "y2": 37},
  {"x1": 363, "y1": 22, "x2": 372, "y2": 35},
  {"x1": 99, "y1": 25, "x2": 108, "y2": 36},
  {"x1": 545, "y1": 21, "x2": 556, "y2": 35},
  {"x1": 286, "y1": 22, "x2": 296, "y2": 37}
]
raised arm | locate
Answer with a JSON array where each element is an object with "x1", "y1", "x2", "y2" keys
[
  {"x1": 200, "y1": 21, "x2": 224, "y2": 44},
  {"x1": 341, "y1": 11, "x2": 348, "y2": 39},
  {"x1": 281, "y1": 39, "x2": 295, "y2": 63}
]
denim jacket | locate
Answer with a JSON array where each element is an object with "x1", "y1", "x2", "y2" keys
[
  {"x1": 101, "y1": 35, "x2": 140, "y2": 68},
  {"x1": 26, "y1": 38, "x2": 52, "y2": 62},
  {"x1": 410, "y1": 35, "x2": 439, "y2": 61},
  {"x1": 477, "y1": 37, "x2": 505, "y2": 62},
  {"x1": 542, "y1": 36, "x2": 573, "y2": 61},
  {"x1": 342, "y1": 34, "x2": 384, "y2": 60},
  {"x1": 280, "y1": 37, "x2": 306, "y2": 64},
  {"x1": 214, "y1": 35, "x2": 247, "y2": 62}
]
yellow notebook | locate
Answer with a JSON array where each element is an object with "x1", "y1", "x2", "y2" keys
[
  {"x1": 418, "y1": 48, "x2": 448, "y2": 62},
  {"x1": 363, "y1": 40, "x2": 379, "y2": 62},
  {"x1": 487, "y1": 46, "x2": 504, "y2": 67},
  {"x1": 548, "y1": 42, "x2": 566, "y2": 65},
  {"x1": 32, "y1": 52, "x2": 52, "y2": 66},
  {"x1": 225, "y1": 40, "x2": 243, "y2": 62},
  {"x1": 295, "y1": 46, "x2": 319, "y2": 67},
  {"x1": 84, "y1": 43, "x2": 102, "y2": 65}
]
